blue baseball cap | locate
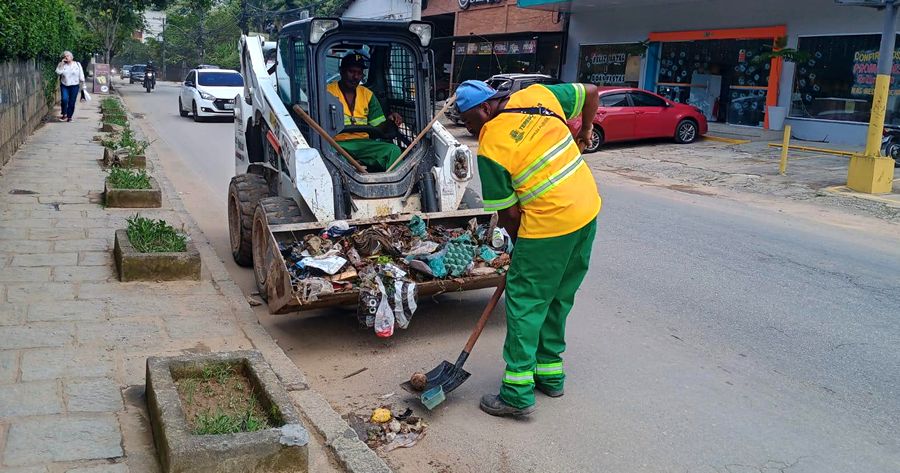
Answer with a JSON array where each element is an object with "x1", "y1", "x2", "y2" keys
[{"x1": 455, "y1": 80, "x2": 508, "y2": 113}]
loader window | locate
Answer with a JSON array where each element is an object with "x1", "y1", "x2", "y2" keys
[
  {"x1": 276, "y1": 37, "x2": 292, "y2": 106},
  {"x1": 289, "y1": 38, "x2": 311, "y2": 111}
]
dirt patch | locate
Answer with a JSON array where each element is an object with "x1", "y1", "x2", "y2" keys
[{"x1": 174, "y1": 363, "x2": 279, "y2": 435}]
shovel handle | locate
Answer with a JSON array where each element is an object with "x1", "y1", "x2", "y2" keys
[{"x1": 463, "y1": 278, "x2": 506, "y2": 354}]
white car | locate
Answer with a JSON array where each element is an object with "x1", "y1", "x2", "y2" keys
[{"x1": 178, "y1": 68, "x2": 244, "y2": 121}]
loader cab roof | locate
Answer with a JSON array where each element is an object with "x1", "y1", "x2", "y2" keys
[{"x1": 279, "y1": 17, "x2": 432, "y2": 45}]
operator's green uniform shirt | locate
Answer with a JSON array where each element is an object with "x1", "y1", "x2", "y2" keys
[
  {"x1": 477, "y1": 83, "x2": 601, "y2": 408},
  {"x1": 327, "y1": 81, "x2": 401, "y2": 172}
]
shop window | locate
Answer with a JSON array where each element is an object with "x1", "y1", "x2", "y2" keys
[
  {"x1": 600, "y1": 93, "x2": 629, "y2": 107},
  {"x1": 656, "y1": 39, "x2": 769, "y2": 126},
  {"x1": 790, "y1": 34, "x2": 900, "y2": 124},
  {"x1": 577, "y1": 44, "x2": 642, "y2": 87},
  {"x1": 630, "y1": 91, "x2": 666, "y2": 107},
  {"x1": 451, "y1": 37, "x2": 561, "y2": 84}
]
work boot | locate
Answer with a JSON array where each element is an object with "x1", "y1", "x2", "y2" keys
[
  {"x1": 479, "y1": 394, "x2": 535, "y2": 417},
  {"x1": 536, "y1": 384, "x2": 564, "y2": 398}
]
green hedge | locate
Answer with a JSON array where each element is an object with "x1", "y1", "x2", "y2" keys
[{"x1": 0, "y1": 0, "x2": 79, "y2": 62}]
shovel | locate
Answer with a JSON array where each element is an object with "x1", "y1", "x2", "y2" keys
[{"x1": 401, "y1": 278, "x2": 506, "y2": 410}]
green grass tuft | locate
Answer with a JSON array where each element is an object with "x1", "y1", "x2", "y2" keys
[
  {"x1": 107, "y1": 167, "x2": 151, "y2": 190},
  {"x1": 126, "y1": 215, "x2": 187, "y2": 253}
]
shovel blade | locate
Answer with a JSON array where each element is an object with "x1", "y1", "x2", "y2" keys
[{"x1": 399, "y1": 360, "x2": 471, "y2": 407}]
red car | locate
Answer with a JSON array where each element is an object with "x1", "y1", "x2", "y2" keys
[{"x1": 568, "y1": 87, "x2": 708, "y2": 153}]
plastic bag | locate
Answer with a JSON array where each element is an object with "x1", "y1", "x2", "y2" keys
[
  {"x1": 81, "y1": 89, "x2": 92, "y2": 102},
  {"x1": 373, "y1": 277, "x2": 395, "y2": 338}
]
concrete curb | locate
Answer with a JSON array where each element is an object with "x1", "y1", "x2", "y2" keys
[
  {"x1": 820, "y1": 185, "x2": 900, "y2": 209},
  {"x1": 118, "y1": 91, "x2": 392, "y2": 473}
]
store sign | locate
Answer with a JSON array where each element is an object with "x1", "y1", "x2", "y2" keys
[
  {"x1": 92, "y1": 63, "x2": 111, "y2": 94},
  {"x1": 458, "y1": 0, "x2": 501, "y2": 9},
  {"x1": 577, "y1": 44, "x2": 640, "y2": 86},
  {"x1": 453, "y1": 40, "x2": 537, "y2": 56},
  {"x1": 851, "y1": 49, "x2": 900, "y2": 96}
]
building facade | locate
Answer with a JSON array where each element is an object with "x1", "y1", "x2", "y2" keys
[
  {"x1": 423, "y1": 0, "x2": 566, "y2": 92},
  {"x1": 520, "y1": 0, "x2": 896, "y2": 145}
]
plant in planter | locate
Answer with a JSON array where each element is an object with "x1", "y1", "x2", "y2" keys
[
  {"x1": 104, "y1": 168, "x2": 161, "y2": 208},
  {"x1": 114, "y1": 215, "x2": 200, "y2": 281},
  {"x1": 102, "y1": 126, "x2": 149, "y2": 168},
  {"x1": 146, "y1": 351, "x2": 309, "y2": 473}
]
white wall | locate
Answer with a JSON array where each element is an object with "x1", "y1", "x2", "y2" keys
[
  {"x1": 564, "y1": 0, "x2": 889, "y2": 144},
  {"x1": 343, "y1": 0, "x2": 417, "y2": 20}
]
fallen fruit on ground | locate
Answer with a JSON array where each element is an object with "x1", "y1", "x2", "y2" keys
[{"x1": 410, "y1": 372, "x2": 427, "y2": 391}]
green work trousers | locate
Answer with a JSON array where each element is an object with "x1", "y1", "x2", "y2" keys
[
  {"x1": 337, "y1": 139, "x2": 402, "y2": 172},
  {"x1": 500, "y1": 219, "x2": 597, "y2": 408}
]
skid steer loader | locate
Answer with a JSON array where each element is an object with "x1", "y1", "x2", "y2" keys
[{"x1": 229, "y1": 18, "x2": 500, "y2": 314}]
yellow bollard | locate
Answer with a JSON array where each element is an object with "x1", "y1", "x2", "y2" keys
[{"x1": 779, "y1": 125, "x2": 791, "y2": 175}]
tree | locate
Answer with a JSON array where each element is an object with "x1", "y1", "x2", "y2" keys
[{"x1": 74, "y1": 0, "x2": 169, "y2": 64}]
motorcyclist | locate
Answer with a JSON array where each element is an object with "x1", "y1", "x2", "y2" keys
[{"x1": 144, "y1": 61, "x2": 157, "y2": 89}]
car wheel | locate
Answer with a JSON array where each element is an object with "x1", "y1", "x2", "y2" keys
[
  {"x1": 192, "y1": 101, "x2": 203, "y2": 122},
  {"x1": 675, "y1": 119, "x2": 699, "y2": 144},
  {"x1": 584, "y1": 128, "x2": 603, "y2": 153},
  {"x1": 178, "y1": 98, "x2": 189, "y2": 117}
]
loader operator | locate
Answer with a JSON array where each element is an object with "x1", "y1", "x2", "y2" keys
[
  {"x1": 455, "y1": 79, "x2": 601, "y2": 417},
  {"x1": 327, "y1": 52, "x2": 404, "y2": 172}
]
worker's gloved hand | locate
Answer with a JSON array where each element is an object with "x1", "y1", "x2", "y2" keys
[
  {"x1": 575, "y1": 124, "x2": 593, "y2": 152},
  {"x1": 388, "y1": 112, "x2": 403, "y2": 126}
]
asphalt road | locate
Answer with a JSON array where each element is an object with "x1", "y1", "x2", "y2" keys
[{"x1": 121, "y1": 81, "x2": 900, "y2": 473}]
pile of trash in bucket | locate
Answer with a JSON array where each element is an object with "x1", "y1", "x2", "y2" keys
[{"x1": 278, "y1": 215, "x2": 511, "y2": 337}]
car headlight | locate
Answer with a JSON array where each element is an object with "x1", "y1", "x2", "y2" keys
[{"x1": 199, "y1": 91, "x2": 215, "y2": 100}]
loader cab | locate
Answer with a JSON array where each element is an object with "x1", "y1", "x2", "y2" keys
[{"x1": 274, "y1": 18, "x2": 441, "y2": 213}]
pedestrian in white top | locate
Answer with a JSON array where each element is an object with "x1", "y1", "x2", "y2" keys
[{"x1": 55, "y1": 51, "x2": 85, "y2": 122}]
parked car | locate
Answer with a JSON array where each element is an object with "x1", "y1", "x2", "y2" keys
[
  {"x1": 120, "y1": 65, "x2": 132, "y2": 79},
  {"x1": 572, "y1": 87, "x2": 708, "y2": 153},
  {"x1": 178, "y1": 68, "x2": 244, "y2": 121},
  {"x1": 196, "y1": 64, "x2": 222, "y2": 69},
  {"x1": 129, "y1": 64, "x2": 146, "y2": 84},
  {"x1": 445, "y1": 73, "x2": 560, "y2": 126}
]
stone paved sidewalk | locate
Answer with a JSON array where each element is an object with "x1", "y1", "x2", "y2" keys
[{"x1": 0, "y1": 99, "x2": 388, "y2": 472}]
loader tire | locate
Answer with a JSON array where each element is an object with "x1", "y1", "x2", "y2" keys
[
  {"x1": 252, "y1": 197, "x2": 302, "y2": 302},
  {"x1": 228, "y1": 174, "x2": 268, "y2": 267}
]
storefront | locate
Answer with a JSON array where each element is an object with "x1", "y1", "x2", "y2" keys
[
  {"x1": 423, "y1": 0, "x2": 566, "y2": 91},
  {"x1": 517, "y1": 0, "x2": 896, "y2": 145}
]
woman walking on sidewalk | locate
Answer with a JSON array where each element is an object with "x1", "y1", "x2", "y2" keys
[{"x1": 56, "y1": 51, "x2": 85, "y2": 122}]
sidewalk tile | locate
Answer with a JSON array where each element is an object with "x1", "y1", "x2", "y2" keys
[
  {"x1": 76, "y1": 320, "x2": 164, "y2": 348},
  {"x1": 0, "y1": 241, "x2": 54, "y2": 254},
  {"x1": 20, "y1": 347, "x2": 115, "y2": 382},
  {"x1": 3, "y1": 415, "x2": 123, "y2": 466},
  {"x1": 0, "y1": 381, "x2": 63, "y2": 418},
  {"x1": 0, "y1": 268, "x2": 50, "y2": 283},
  {"x1": 77, "y1": 252, "x2": 112, "y2": 266},
  {"x1": 1, "y1": 219, "x2": 54, "y2": 229},
  {"x1": 163, "y1": 316, "x2": 240, "y2": 339},
  {"x1": 26, "y1": 301, "x2": 108, "y2": 322},
  {"x1": 0, "y1": 466, "x2": 49, "y2": 473},
  {"x1": 65, "y1": 379, "x2": 123, "y2": 413},
  {"x1": 52, "y1": 266, "x2": 114, "y2": 283},
  {"x1": 6, "y1": 283, "x2": 76, "y2": 303},
  {"x1": 0, "y1": 323, "x2": 75, "y2": 350},
  {"x1": 0, "y1": 304, "x2": 26, "y2": 326},
  {"x1": 11, "y1": 253, "x2": 78, "y2": 267},
  {"x1": 0, "y1": 351, "x2": 19, "y2": 383},
  {"x1": 54, "y1": 240, "x2": 110, "y2": 252},
  {"x1": 28, "y1": 228, "x2": 87, "y2": 241},
  {"x1": 65, "y1": 464, "x2": 128, "y2": 473},
  {"x1": 0, "y1": 228, "x2": 29, "y2": 240}
]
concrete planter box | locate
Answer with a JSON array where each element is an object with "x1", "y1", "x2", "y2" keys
[
  {"x1": 103, "y1": 147, "x2": 146, "y2": 169},
  {"x1": 100, "y1": 122, "x2": 125, "y2": 133},
  {"x1": 113, "y1": 229, "x2": 201, "y2": 281},
  {"x1": 104, "y1": 176, "x2": 162, "y2": 208},
  {"x1": 146, "y1": 351, "x2": 309, "y2": 473}
]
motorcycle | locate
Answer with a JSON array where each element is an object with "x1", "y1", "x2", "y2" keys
[
  {"x1": 144, "y1": 71, "x2": 155, "y2": 93},
  {"x1": 881, "y1": 125, "x2": 900, "y2": 167}
]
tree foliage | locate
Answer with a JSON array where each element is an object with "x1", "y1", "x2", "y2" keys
[
  {"x1": 0, "y1": 0, "x2": 81, "y2": 61},
  {"x1": 72, "y1": 0, "x2": 170, "y2": 64}
]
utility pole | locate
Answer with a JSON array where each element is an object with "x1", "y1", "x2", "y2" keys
[
  {"x1": 836, "y1": 0, "x2": 898, "y2": 193},
  {"x1": 161, "y1": 16, "x2": 167, "y2": 80},
  {"x1": 198, "y1": 8, "x2": 206, "y2": 63},
  {"x1": 240, "y1": 0, "x2": 249, "y2": 35}
]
